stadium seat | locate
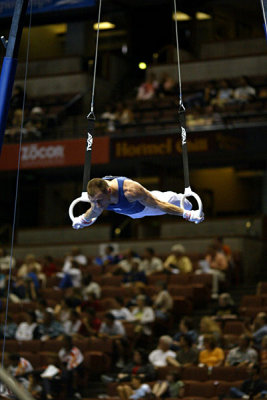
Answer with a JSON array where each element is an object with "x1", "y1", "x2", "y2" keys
[
  {"x1": 41, "y1": 339, "x2": 64, "y2": 353},
  {"x1": 210, "y1": 366, "x2": 249, "y2": 382},
  {"x1": 183, "y1": 381, "x2": 217, "y2": 398},
  {"x1": 19, "y1": 352, "x2": 42, "y2": 369},
  {"x1": 18, "y1": 340, "x2": 41, "y2": 353},
  {"x1": 241, "y1": 295, "x2": 262, "y2": 307},
  {"x1": 223, "y1": 321, "x2": 245, "y2": 335},
  {"x1": 182, "y1": 366, "x2": 209, "y2": 382}
]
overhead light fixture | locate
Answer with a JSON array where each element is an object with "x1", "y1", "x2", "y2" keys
[
  {"x1": 93, "y1": 22, "x2": 115, "y2": 31},
  {"x1": 172, "y1": 11, "x2": 191, "y2": 21},
  {"x1": 138, "y1": 62, "x2": 147, "y2": 70},
  {"x1": 196, "y1": 11, "x2": 212, "y2": 20}
]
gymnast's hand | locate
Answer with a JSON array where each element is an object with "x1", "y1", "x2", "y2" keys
[
  {"x1": 183, "y1": 210, "x2": 204, "y2": 224},
  {"x1": 72, "y1": 214, "x2": 97, "y2": 229}
]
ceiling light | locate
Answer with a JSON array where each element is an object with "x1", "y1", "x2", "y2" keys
[
  {"x1": 172, "y1": 11, "x2": 191, "y2": 21},
  {"x1": 196, "y1": 12, "x2": 212, "y2": 20},
  {"x1": 138, "y1": 62, "x2": 147, "y2": 70},
  {"x1": 93, "y1": 22, "x2": 115, "y2": 31}
]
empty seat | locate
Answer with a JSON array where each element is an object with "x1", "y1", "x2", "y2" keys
[
  {"x1": 41, "y1": 339, "x2": 63, "y2": 353},
  {"x1": 19, "y1": 352, "x2": 42, "y2": 369},
  {"x1": 172, "y1": 296, "x2": 193, "y2": 315},
  {"x1": 168, "y1": 285, "x2": 193, "y2": 299},
  {"x1": 182, "y1": 366, "x2": 209, "y2": 382},
  {"x1": 0, "y1": 340, "x2": 19, "y2": 353},
  {"x1": 147, "y1": 274, "x2": 168, "y2": 286},
  {"x1": 168, "y1": 274, "x2": 193, "y2": 286},
  {"x1": 210, "y1": 366, "x2": 249, "y2": 382},
  {"x1": 40, "y1": 288, "x2": 63, "y2": 302},
  {"x1": 241, "y1": 295, "x2": 262, "y2": 307},
  {"x1": 223, "y1": 321, "x2": 245, "y2": 335},
  {"x1": 18, "y1": 340, "x2": 41, "y2": 353},
  {"x1": 184, "y1": 381, "x2": 217, "y2": 398}
]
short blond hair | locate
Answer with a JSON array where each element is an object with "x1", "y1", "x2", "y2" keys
[{"x1": 87, "y1": 178, "x2": 109, "y2": 197}]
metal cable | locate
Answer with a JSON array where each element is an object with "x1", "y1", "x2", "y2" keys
[
  {"x1": 1, "y1": 0, "x2": 33, "y2": 370},
  {"x1": 173, "y1": 0, "x2": 185, "y2": 110},
  {"x1": 89, "y1": 0, "x2": 102, "y2": 117},
  {"x1": 260, "y1": 0, "x2": 267, "y2": 38}
]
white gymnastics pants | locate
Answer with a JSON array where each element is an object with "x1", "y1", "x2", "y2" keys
[{"x1": 129, "y1": 191, "x2": 192, "y2": 219}]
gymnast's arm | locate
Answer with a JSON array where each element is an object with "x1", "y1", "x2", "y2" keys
[
  {"x1": 126, "y1": 182, "x2": 184, "y2": 216},
  {"x1": 72, "y1": 204, "x2": 103, "y2": 229}
]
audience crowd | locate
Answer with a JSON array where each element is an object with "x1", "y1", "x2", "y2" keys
[{"x1": 0, "y1": 238, "x2": 266, "y2": 400}]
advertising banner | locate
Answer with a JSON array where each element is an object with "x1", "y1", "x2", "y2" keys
[{"x1": 0, "y1": 136, "x2": 109, "y2": 170}]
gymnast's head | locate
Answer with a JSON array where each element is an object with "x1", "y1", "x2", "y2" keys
[{"x1": 87, "y1": 178, "x2": 111, "y2": 207}]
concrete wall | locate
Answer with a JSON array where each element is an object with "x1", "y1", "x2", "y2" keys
[
  {"x1": 150, "y1": 55, "x2": 267, "y2": 82},
  {"x1": 200, "y1": 39, "x2": 267, "y2": 60}
]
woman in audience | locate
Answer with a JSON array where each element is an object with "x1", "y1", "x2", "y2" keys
[
  {"x1": 199, "y1": 334, "x2": 224, "y2": 367},
  {"x1": 17, "y1": 253, "x2": 46, "y2": 288},
  {"x1": 213, "y1": 292, "x2": 237, "y2": 318},
  {"x1": 117, "y1": 375, "x2": 151, "y2": 400},
  {"x1": 198, "y1": 316, "x2": 222, "y2": 350},
  {"x1": 130, "y1": 295, "x2": 155, "y2": 337},
  {"x1": 163, "y1": 244, "x2": 192, "y2": 274}
]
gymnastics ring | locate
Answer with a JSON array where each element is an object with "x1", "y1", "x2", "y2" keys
[
  {"x1": 69, "y1": 191, "x2": 90, "y2": 223},
  {"x1": 181, "y1": 186, "x2": 203, "y2": 217}
]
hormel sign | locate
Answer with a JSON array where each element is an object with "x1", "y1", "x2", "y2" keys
[{"x1": 0, "y1": 137, "x2": 109, "y2": 171}]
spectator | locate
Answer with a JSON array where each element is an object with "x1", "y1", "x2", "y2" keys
[
  {"x1": 152, "y1": 281, "x2": 173, "y2": 320},
  {"x1": 17, "y1": 253, "x2": 45, "y2": 288},
  {"x1": 0, "y1": 315, "x2": 17, "y2": 339},
  {"x1": 111, "y1": 297, "x2": 133, "y2": 321},
  {"x1": 42, "y1": 255, "x2": 58, "y2": 277},
  {"x1": 117, "y1": 375, "x2": 151, "y2": 400},
  {"x1": 10, "y1": 85, "x2": 25, "y2": 111},
  {"x1": 62, "y1": 247, "x2": 87, "y2": 271},
  {"x1": 138, "y1": 248, "x2": 163, "y2": 276},
  {"x1": 260, "y1": 335, "x2": 267, "y2": 367},
  {"x1": 211, "y1": 79, "x2": 234, "y2": 108},
  {"x1": 26, "y1": 264, "x2": 40, "y2": 301},
  {"x1": 115, "y1": 102, "x2": 134, "y2": 125},
  {"x1": 15, "y1": 311, "x2": 39, "y2": 341},
  {"x1": 58, "y1": 335, "x2": 84, "y2": 399},
  {"x1": 115, "y1": 249, "x2": 140, "y2": 274},
  {"x1": 35, "y1": 298, "x2": 49, "y2": 323},
  {"x1": 65, "y1": 287, "x2": 83, "y2": 309},
  {"x1": 203, "y1": 81, "x2": 217, "y2": 106},
  {"x1": 102, "y1": 349, "x2": 155, "y2": 383},
  {"x1": 234, "y1": 77, "x2": 256, "y2": 103},
  {"x1": 25, "y1": 106, "x2": 46, "y2": 138},
  {"x1": 127, "y1": 285, "x2": 152, "y2": 309},
  {"x1": 82, "y1": 274, "x2": 101, "y2": 299},
  {"x1": 38, "y1": 310, "x2": 64, "y2": 341},
  {"x1": 94, "y1": 245, "x2": 119, "y2": 271},
  {"x1": 173, "y1": 317, "x2": 198, "y2": 347},
  {"x1": 8, "y1": 353, "x2": 33, "y2": 377},
  {"x1": 198, "y1": 316, "x2": 222, "y2": 350},
  {"x1": 99, "y1": 312, "x2": 127, "y2": 368},
  {"x1": 23, "y1": 373, "x2": 42, "y2": 399},
  {"x1": 213, "y1": 292, "x2": 237, "y2": 318},
  {"x1": 0, "y1": 247, "x2": 16, "y2": 271},
  {"x1": 229, "y1": 364, "x2": 267, "y2": 399},
  {"x1": 157, "y1": 73, "x2": 177, "y2": 97},
  {"x1": 197, "y1": 246, "x2": 228, "y2": 299},
  {"x1": 148, "y1": 335, "x2": 176, "y2": 368},
  {"x1": 64, "y1": 310, "x2": 83, "y2": 336},
  {"x1": 76, "y1": 308, "x2": 101, "y2": 337},
  {"x1": 100, "y1": 104, "x2": 116, "y2": 132},
  {"x1": 10, "y1": 277, "x2": 29, "y2": 302},
  {"x1": 164, "y1": 244, "x2": 192, "y2": 274},
  {"x1": 122, "y1": 262, "x2": 147, "y2": 287},
  {"x1": 136, "y1": 76, "x2": 155, "y2": 101},
  {"x1": 199, "y1": 334, "x2": 224, "y2": 367},
  {"x1": 252, "y1": 312, "x2": 267, "y2": 348},
  {"x1": 59, "y1": 259, "x2": 82, "y2": 289},
  {"x1": 168, "y1": 334, "x2": 199, "y2": 367},
  {"x1": 152, "y1": 371, "x2": 184, "y2": 398},
  {"x1": 130, "y1": 295, "x2": 155, "y2": 336},
  {"x1": 54, "y1": 299, "x2": 71, "y2": 327},
  {"x1": 225, "y1": 334, "x2": 258, "y2": 367},
  {"x1": 6, "y1": 109, "x2": 27, "y2": 139}
]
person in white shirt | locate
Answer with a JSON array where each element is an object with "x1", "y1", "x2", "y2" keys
[
  {"x1": 15, "y1": 311, "x2": 39, "y2": 341},
  {"x1": 130, "y1": 295, "x2": 155, "y2": 336},
  {"x1": 115, "y1": 249, "x2": 140, "y2": 274},
  {"x1": 234, "y1": 77, "x2": 256, "y2": 103},
  {"x1": 8, "y1": 354, "x2": 33, "y2": 377},
  {"x1": 153, "y1": 281, "x2": 173, "y2": 320},
  {"x1": 148, "y1": 335, "x2": 176, "y2": 367},
  {"x1": 58, "y1": 336, "x2": 84, "y2": 398},
  {"x1": 111, "y1": 297, "x2": 133, "y2": 321},
  {"x1": 99, "y1": 313, "x2": 126, "y2": 368},
  {"x1": 138, "y1": 248, "x2": 163, "y2": 276},
  {"x1": 82, "y1": 274, "x2": 101, "y2": 299},
  {"x1": 64, "y1": 310, "x2": 82, "y2": 336},
  {"x1": 59, "y1": 247, "x2": 87, "y2": 289},
  {"x1": 0, "y1": 247, "x2": 16, "y2": 271}
]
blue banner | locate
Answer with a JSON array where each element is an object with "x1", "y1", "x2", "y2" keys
[{"x1": 0, "y1": 0, "x2": 95, "y2": 18}]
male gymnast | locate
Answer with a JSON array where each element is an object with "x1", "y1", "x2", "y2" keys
[{"x1": 72, "y1": 176, "x2": 204, "y2": 229}]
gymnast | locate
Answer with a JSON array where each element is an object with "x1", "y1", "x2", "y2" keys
[{"x1": 72, "y1": 176, "x2": 204, "y2": 229}]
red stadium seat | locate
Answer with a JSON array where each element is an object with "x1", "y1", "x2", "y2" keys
[
  {"x1": 210, "y1": 366, "x2": 249, "y2": 382},
  {"x1": 182, "y1": 366, "x2": 209, "y2": 382},
  {"x1": 241, "y1": 295, "x2": 262, "y2": 307},
  {"x1": 18, "y1": 340, "x2": 41, "y2": 353},
  {"x1": 184, "y1": 381, "x2": 217, "y2": 398},
  {"x1": 223, "y1": 321, "x2": 245, "y2": 335}
]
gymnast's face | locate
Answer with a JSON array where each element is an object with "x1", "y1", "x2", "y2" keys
[{"x1": 89, "y1": 189, "x2": 111, "y2": 208}]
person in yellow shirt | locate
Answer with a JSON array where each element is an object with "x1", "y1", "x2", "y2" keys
[
  {"x1": 199, "y1": 334, "x2": 224, "y2": 367},
  {"x1": 163, "y1": 244, "x2": 192, "y2": 274}
]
